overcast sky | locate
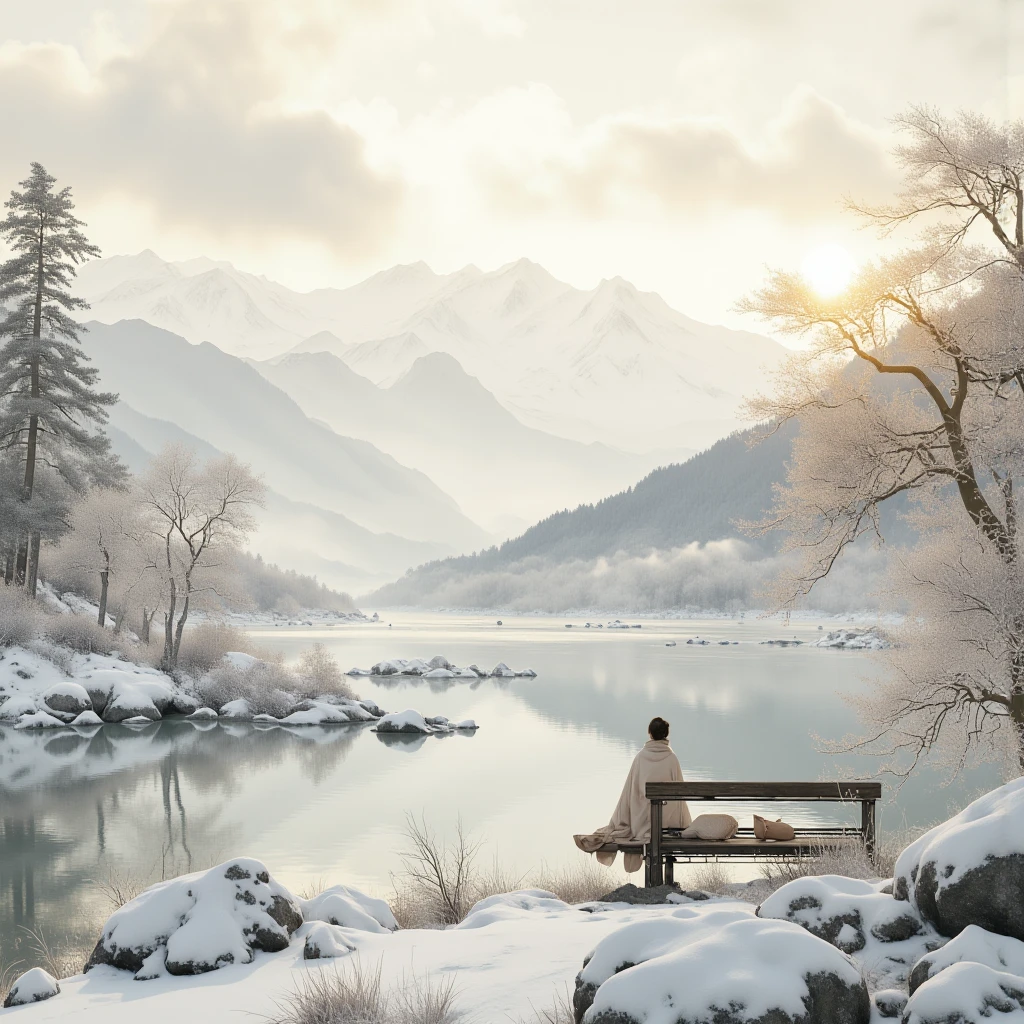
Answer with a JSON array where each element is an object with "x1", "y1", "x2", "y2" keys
[{"x1": 2, "y1": 0, "x2": 1020, "y2": 326}]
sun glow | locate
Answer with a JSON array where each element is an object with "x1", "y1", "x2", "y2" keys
[{"x1": 800, "y1": 243, "x2": 857, "y2": 297}]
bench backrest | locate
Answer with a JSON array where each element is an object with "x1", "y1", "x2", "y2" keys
[{"x1": 646, "y1": 781, "x2": 881, "y2": 801}]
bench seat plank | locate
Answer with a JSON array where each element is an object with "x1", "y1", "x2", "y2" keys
[{"x1": 646, "y1": 781, "x2": 882, "y2": 800}]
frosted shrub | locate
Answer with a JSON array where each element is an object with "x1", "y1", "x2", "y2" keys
[
  {"x1": 296, "y1": 643, "x2": 354, "y2": 700},
  {"x1": 266, "y1": 960, "x2": 461, "y2": 1024},
  {"x1": 177, "y1": 622, "x2": 254, "y2": 679},
  {"x1": 0, "y1": 587, "x2": 46, "y2": 648},
  {"x1": 532, "y1": 859, "x2": 613, "y2": 905},
  {"x1": 42, "y1": 613, "x2": 116, "y2": 655},
  {"x1": 199, "y1": 659, "x2": 294, "y2": 718}
]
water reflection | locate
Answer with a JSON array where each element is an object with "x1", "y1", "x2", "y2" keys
[{"x1": 0, "y1": 615, "x2": 1006, "y2": 974}]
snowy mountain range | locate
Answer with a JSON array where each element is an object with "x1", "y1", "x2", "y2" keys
[{"x1": 76, "y1": 252, "x2": 787, "y2": 453}]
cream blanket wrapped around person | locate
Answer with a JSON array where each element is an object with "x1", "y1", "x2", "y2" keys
[{"x1": 574, "y1": 739, "x2": 692, "y2": 873}]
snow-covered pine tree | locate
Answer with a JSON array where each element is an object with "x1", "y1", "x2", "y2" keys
[{"x1": 0, "y1": 162, "x2": 120, "y2": 596}]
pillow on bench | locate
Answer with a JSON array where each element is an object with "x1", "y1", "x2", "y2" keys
[
  {"x1": 677, "y1": 813, "x2": 739, "y2": 841},
  {"x1": 753, "y1": 815, "x2": 796, "y2": 841}
]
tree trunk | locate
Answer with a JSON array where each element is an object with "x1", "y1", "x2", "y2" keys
[
  {"x1": 25, "y1": 531, "x2": 40, "y2": 598},
  {"x1": 97, "y1": 569, "x2": 109, "y2": 627},
  {"x1": 14, "y1": 538, "x2": 27, "y2": 586},
  {"x1": 140, "y1": 607, "x2": 157, "y2": 645},
  {"x1": 113, "y1": 603, "x2": 127, "y2": 636},
  {"x1": 3, "y1": 549, "x2": 13, "y2": 585},
  {"x1": 171, "y1": 590, "x2": 191, "y2": 667}
]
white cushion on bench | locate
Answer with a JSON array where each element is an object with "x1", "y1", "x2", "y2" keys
[{"x1": 678, "y1": 813, "x2": 739, "y2": 841}]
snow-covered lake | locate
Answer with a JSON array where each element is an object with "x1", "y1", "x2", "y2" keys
[{"x1": 0, "y1": 612, "x2": 1001, "y2": 965}]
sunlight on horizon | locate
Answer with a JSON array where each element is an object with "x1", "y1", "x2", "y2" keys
[{"x1": 800, "y1": 243, "x2": 857, "y2": 297}]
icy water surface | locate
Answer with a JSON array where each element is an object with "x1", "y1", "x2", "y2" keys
[{"x1": 0, "y1": 612, "x2": 1002, "y2": 965}]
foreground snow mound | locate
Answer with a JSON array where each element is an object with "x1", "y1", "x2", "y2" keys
[
  {"x1": 302, "y1": 922, "x2": 358, "y2": 960},
  {"x1": 84, "y1": 858, "x2": 303, "y2": 978},
  {"x1": 812, "y1": 628, "x2": 891, "y2": 650},
  {"x1": 301, "y1": 885, "x2": 398, "y2": 933},
  {"x1": 576, "y1": 909, "x2": 870, "y2": 1024},
  {"x1": 758, "y1": 875, "x2": 932, "y2": 989},
  {"x1": 909, "y1": 923, "x2": 1024, "y2": 994},
  {"x1": 459, "y1": 890, "x2": 570, "y2": 929},
  {"x1": 3, "y1": 967, "x2": 60, "y2": 1007},
  {"x1": 903, "y1": 961, "x2": 1024, "y2": 1023},
  {"x1": 895, "y1": 777, "x2": 1024, "y2": 940}
]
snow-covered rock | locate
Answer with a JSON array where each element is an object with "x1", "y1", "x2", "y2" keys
[
  {"x1": 0, "y1": 695, "x2": 41, "y2": 722},
  {"x1": 574, "y1": 904, "x2": 870, "y2": 1024},
  {"x1": 872, "y1": 989, "x2": 907, "y2": 1019},
  {"x1": 84, "y1": 858, "x2": 303, "y2": 978},
  {"x1": 455, "y1": 719, "x2": 478, "y2": 730},
  {"x1": 187, "y1": 707, "x2": 219, "y2": 721},
  {"x1": 42, "y1": 681, "x2": 93, "y2": 716},
  {"x1": 349, "y1": 657, "x2": 533, "y2": 680},
  {"x1": 279, "y1": 703, "x2": 351, "y2": 726},
  {"x1": 909, "y1": 923, "x2": 1024, "y2": 994},
  {"x1": 70, "y1": 709, "x2": 104, "y2": 727},
  {"x1": 895, "y1": 777, "x2": 1024, "y2": 939},
  {"x1": 302, "y1": 922, "x2": 356, "y2": 960},
  {"x1": 812, "y1": 628, "x2": 891, "y2": 650},
  {"x1": 301, "y1": 885, "x2": 397, "y2": 933},
  {"x1": 218, "y1": 698, "x2": 253, "y2": 720},
  {"x1": 903, "y1": 961, "x2": 1024, "y2": 1023},
  {"x1": 3, "y1": 967, "x2": 60, "y2": 1007},
  {"x1": 15, "y1": 709, "x2": 67, "y2": 729},
  {"x1": 758, "y1": 875, "x2": 932, "y2": 988},
  {"x1": 373, "y1": 709, "x2": 432, "y2": 734}
]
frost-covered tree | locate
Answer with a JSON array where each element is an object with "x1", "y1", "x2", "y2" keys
[
  {"x1": 0, "y1": 163, "x2": 119, "y2": 596},
  {"x1": 741, "y1": 106, "x2": 1024, "y2": 771},
  {"x1": 140, "y1": 445, "x2": 264, "y2": 672}
]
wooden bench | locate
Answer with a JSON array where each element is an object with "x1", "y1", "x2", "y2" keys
[{"x1": 600, "y1": 781, "x2": 881, "y2": 888}]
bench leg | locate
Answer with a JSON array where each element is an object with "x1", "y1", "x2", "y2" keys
[
  {"x1": 862, "y1": 800, "x2": 877, "y2": 862},
  {"x1": 649, "y1": 800, "x2": 664, "y2": 886},
  {"x1": 664, "y1": 856, "x2": 674, "y2": 886}
]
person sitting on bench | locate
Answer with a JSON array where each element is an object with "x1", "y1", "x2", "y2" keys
[{"x1": 573, "y1": 716, "x2": 692, "y2": 873}]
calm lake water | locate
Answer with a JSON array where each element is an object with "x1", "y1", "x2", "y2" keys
[{"x1": 0, "y1": 612, "x2": 1002, "y2": 967}]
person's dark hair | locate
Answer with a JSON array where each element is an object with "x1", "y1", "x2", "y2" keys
[{"x1": 648, "y1": 716, "x2": 670, "y2": 741}]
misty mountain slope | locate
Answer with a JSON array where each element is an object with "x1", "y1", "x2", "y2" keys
[
  {"x1": 104, "y1": 402, "x2": 454, "y2": 592},
  {"x1": 78, "y1": 251, "x2": 785, "y2": 453},
  {"x1": 82, "y1": 320, "x2": 487, "y2": 551},
  {"x1": 255, "y1": 350, "x2": 673, "y2": 533},
  {"x1": 365, "y1": 421, "x2": 916, "y2": 608}
]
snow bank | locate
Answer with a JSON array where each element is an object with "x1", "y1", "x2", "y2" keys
[
  {"x1": 812, "y1": 628, "x2": 891, "y2": 650},
  {"x1": 758, "y1": 874, "x2": 932, "y2": 989},
  {"x1": 85, "y1": 858, "x2": 304, "y2": 978},
  {"x1": 347, "y1": 655, "x2": 536, "y2": 679},
  {"x1": 895, "y1": 776, "x2": 1024, "y2": 939},
  {"x1": 576, "y1": 905, "x2": 869, "y2": 1024},
  {"x1": 459, "y1": 890, "x2": 570, "y2": 928},
  {"x1": 903, "y1": 961, "x2": 1024, "y2": 1023},
  {"x1": 302, "y1": 922, "x2": 357, "y2": 960}
]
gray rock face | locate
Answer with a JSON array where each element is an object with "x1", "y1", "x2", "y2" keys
[
  {"x1": 42, "y1": 684, "x2": 92, "y2": 716},
  {"x1": 596, "y1": 883, "x2": 711, "y2": 906},
  {"x1": 913, "y1": 854, "x2": 1024, "y2": 940}
]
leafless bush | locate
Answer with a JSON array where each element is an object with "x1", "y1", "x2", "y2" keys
[
  {"x1": 683, "y1": 860, "x2": 735, "y2": 896},
  {"x1": 0, "y1": 587, "x2": 46, "y2": 648},
  {"x1": 532, "y1": 858, "x2": 614, "y2": 905},
  {"x1": 96, "y1": 864, "x2": 148, "y2": 909},
  {"x1": 177, "y1": 622, "x2": 254, "y2": 678},
  {"x1": 295, "y1": 643, "x2": 355, "y2": 700},
  {"x1": 265, "y1": 960, "x2": 461, "y2": 1024},
  {"x1": 757, "y1": 829, "x2": 920, "y2": 893},
  {"x1": 394, "y1": 815, "x2": 481, "y2": 926},
  {"x1": 29, "y1": 639, "x2": 75, "y2": 675},
  {"x1": 21, "y1": 925, "x2": 87, "y2": 981},
  {"x1": 41, "y1": 613, "x2": 117, "y2": 655},
  {"x1": 515, "y1": 986, "x2": 575, "y2": 1024},
  {"x1": 0, "y1": 953, "x2": 25, "y2": 1007},
  {"x1": 198, "y1": 658, "x2": 295, "y2": 717}
]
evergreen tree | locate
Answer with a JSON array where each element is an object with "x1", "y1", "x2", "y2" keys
[{"x1": 0, "y1": 162, "x2": 119, "y2": 596}]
